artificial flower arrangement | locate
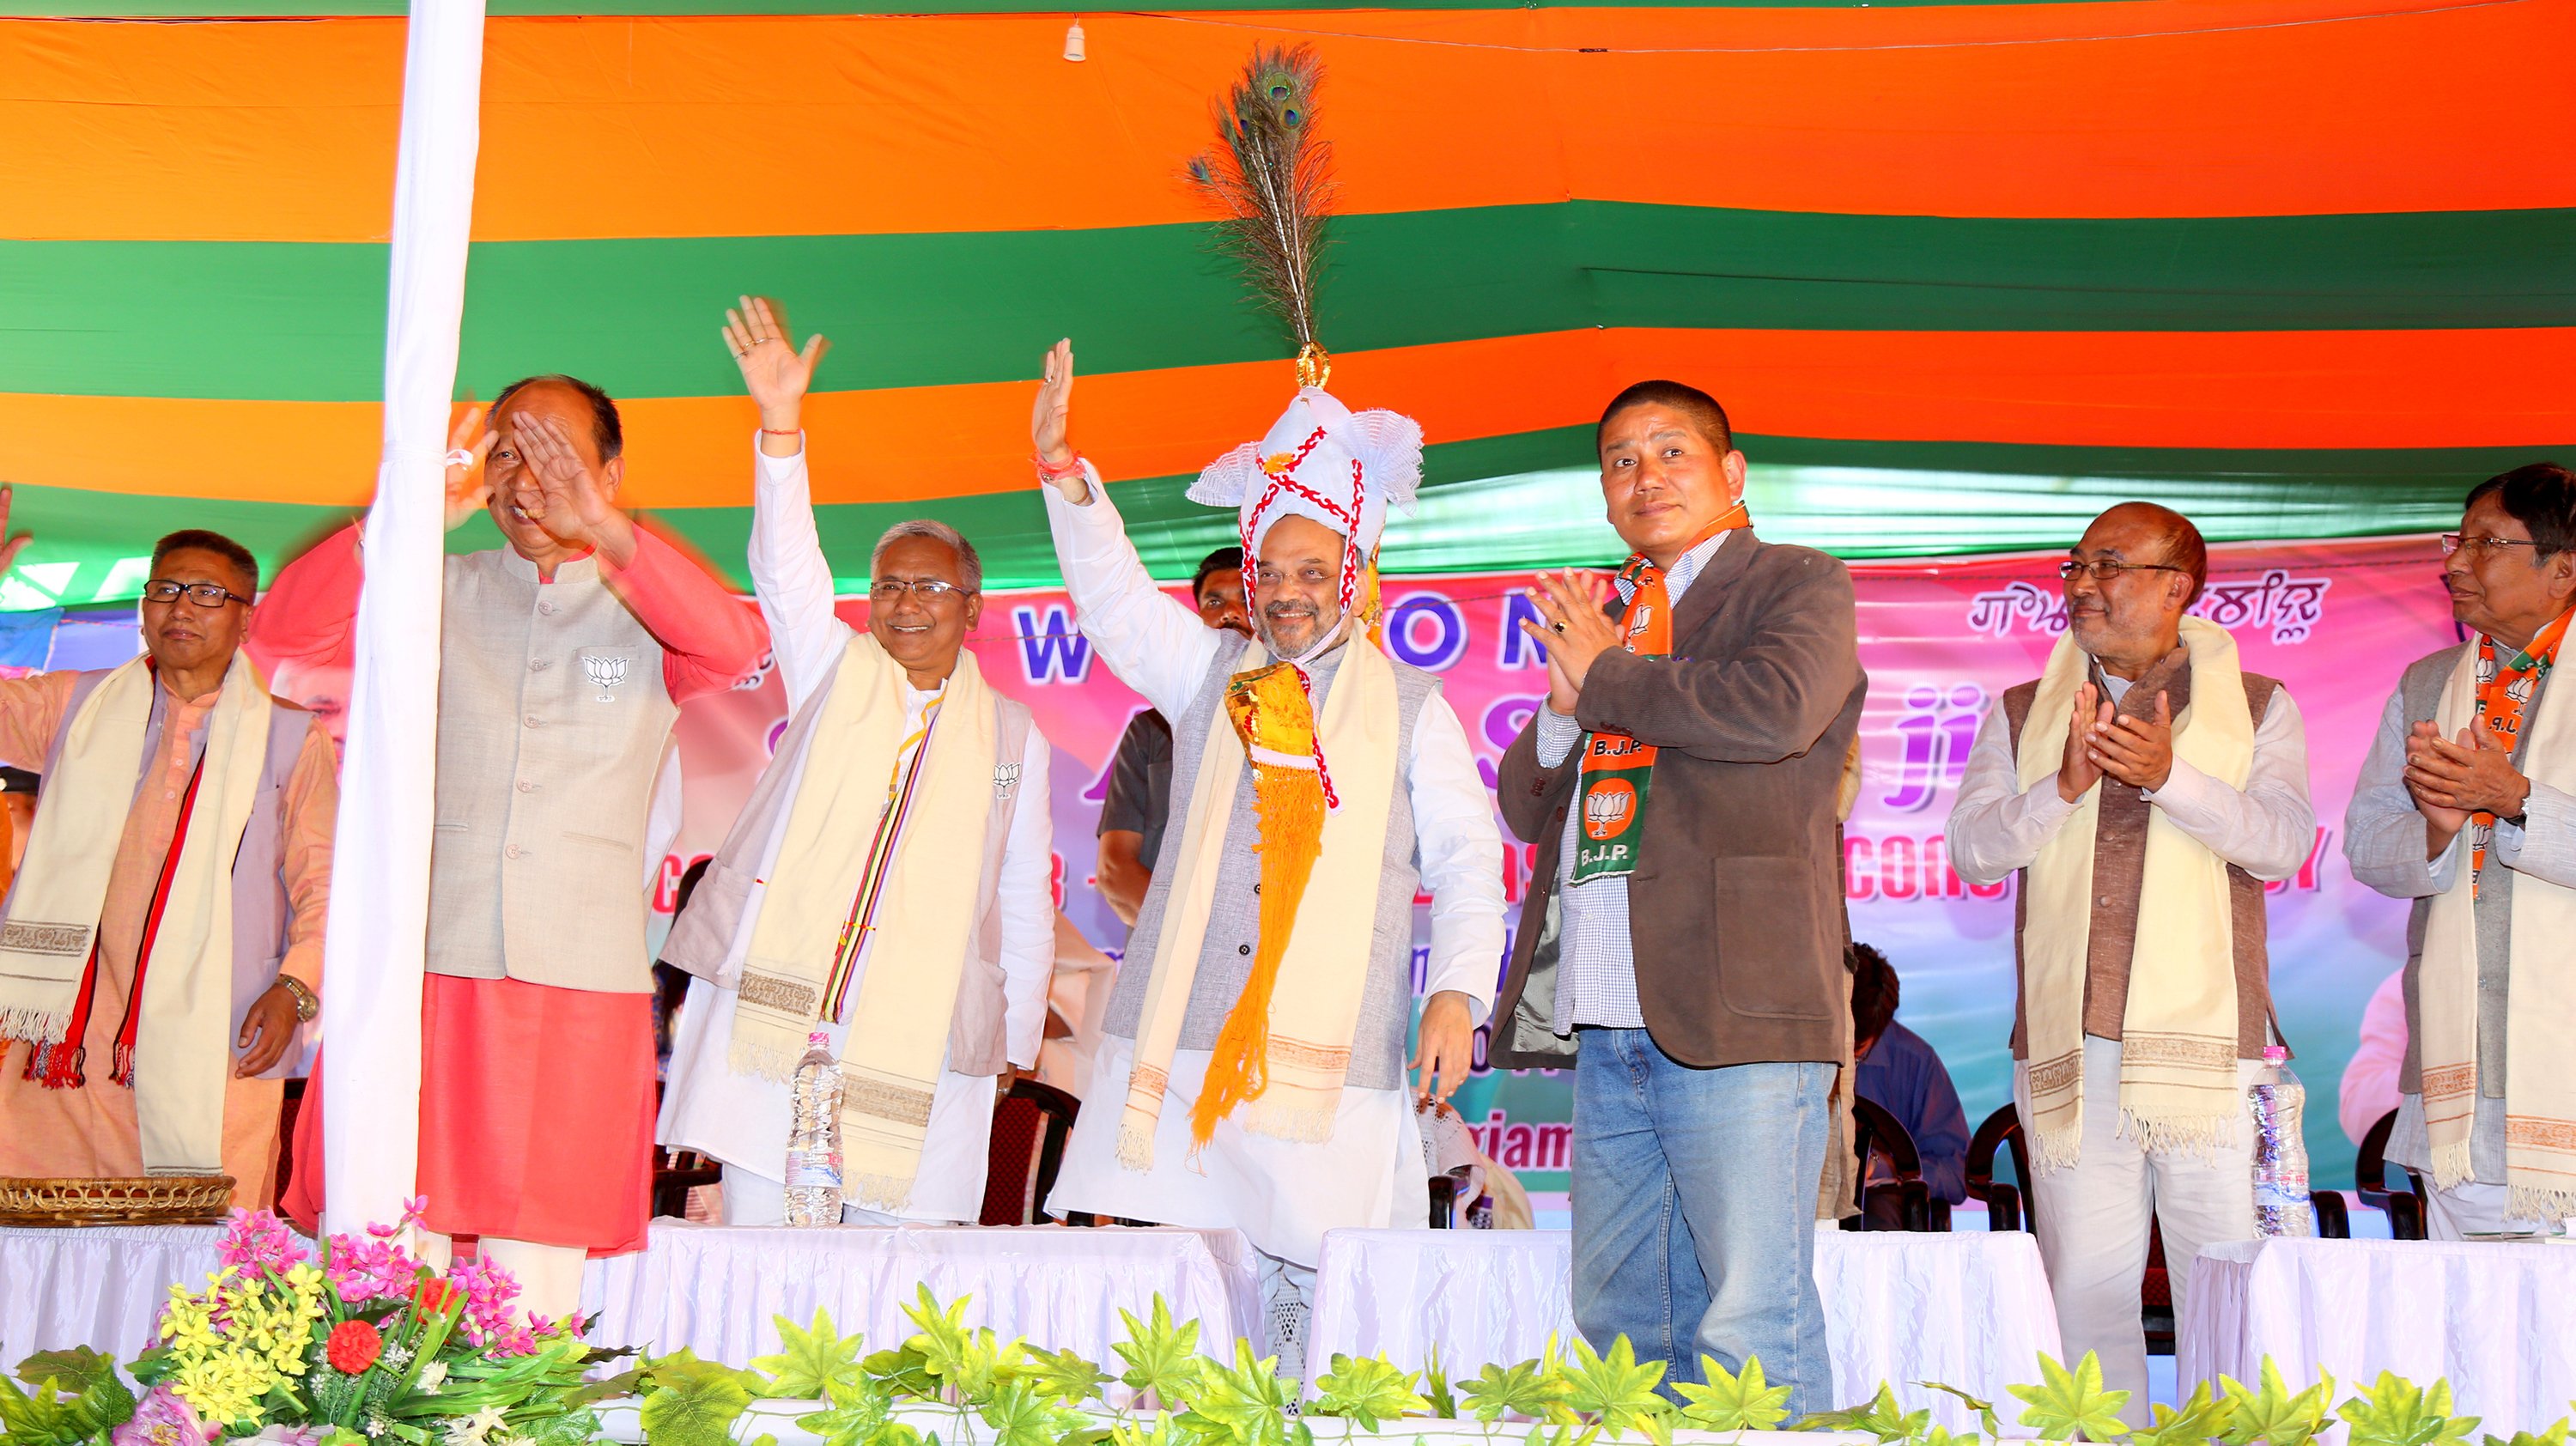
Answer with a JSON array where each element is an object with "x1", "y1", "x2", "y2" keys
[{"x1": 0, "y1": 1201, "x2": 623, "y2": 1446}]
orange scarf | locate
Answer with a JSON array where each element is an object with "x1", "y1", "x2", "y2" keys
[
  {"x1": 1571, "y1": 505, "x2": 1747, "y2": 883},
  {"x1": 2471, "y1": 608, "x2": 2573, "y2": 890}
]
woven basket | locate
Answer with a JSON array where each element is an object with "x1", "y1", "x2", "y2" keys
[{"x1": 0, "y1": 1176, "x2": 236, "y2": 1227}]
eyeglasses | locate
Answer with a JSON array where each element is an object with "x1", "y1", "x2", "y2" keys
[
  {"x1": 868, "y1": 578, "x2": 969, "y2": 602},
  {"x1": 2441, "y1": 534, "x2": 2544, "y2": 559},
  {"x1": 143, "y1": 580, "x2": 252, "y2": 609},
  {"x1": 2057, "y1": 560, "x2": 2190, "y2": 583}
]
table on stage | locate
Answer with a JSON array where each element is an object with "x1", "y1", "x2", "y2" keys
[
  {"x1": 2182, "y1": 1236, "x2": 2576, "y2": 1433},
  {"x1": 1304, "y1": 1225, "x2": 2062, "y2": 1433},
  {"x1": 0, "y1": 1222, "x2": 1266, "y2": 1370}
]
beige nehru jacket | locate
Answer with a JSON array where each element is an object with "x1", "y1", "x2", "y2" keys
[{"x1": 428, "y1": 549, "x2": 675, "y2": 994}]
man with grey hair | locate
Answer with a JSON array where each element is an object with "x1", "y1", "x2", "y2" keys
[{"x1": 657, "y1": 299, "x2": 1055, "y2": 1224}]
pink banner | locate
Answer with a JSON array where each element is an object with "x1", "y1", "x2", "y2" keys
[{"x1": 640, "y1": 535, "x2": 2458, "y2": 1194}]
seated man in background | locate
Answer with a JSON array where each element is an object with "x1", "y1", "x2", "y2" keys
[
  {"x1": 1848, "y1": 943, "x2": 1969, "y2": 1226},
  {"x1": 1095, "y1": 546, "x2": 1249, "y2": 927},
  {"x1": 0, "y1": 517, "x2": 336, "y2": 1209}
]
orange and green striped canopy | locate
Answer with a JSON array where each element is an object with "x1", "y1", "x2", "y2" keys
[{"x1": 2, "y1": 0, "x2": 2568, "y2": 606}]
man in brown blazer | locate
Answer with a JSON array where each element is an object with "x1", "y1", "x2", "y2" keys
[{"x1": 1499, "y1": 381, "x2": 1865, "y2": 1417}]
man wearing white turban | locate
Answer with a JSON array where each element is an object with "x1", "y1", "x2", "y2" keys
[{"x1": 1028, "y1": 341, "x2": 1505, "y2": 1379}]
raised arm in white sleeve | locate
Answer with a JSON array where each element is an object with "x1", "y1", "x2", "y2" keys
[
  {"x1": 1944, "y1": 702, "x2": 2081, "y2": 885},
  {"x1": 749, "y1": 436, "x2": 854, "y2": 712},
  {"x1": 997, "y1": 737, "x2": 1057, "y2": 1069},
  {"x1": 1409, "y1": 692, "x2": 1508, "y2": 1027},
  {"x1": 1040, "y1": 465, "x2": 1230, "y2": 720},
  {"x1": 2142, "y1": 685, "x2": 2316, "y2": 881}
]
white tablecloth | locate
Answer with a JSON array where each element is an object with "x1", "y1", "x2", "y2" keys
[
  {"x1": 2182, "y1": 1237, "x2": 2576, "y2": 1432},
  {"x1": 0, "y1": 1224, "x2": 222, "y2": 1362},
  {"x1": 585, "y1": 1222, "x2": 1265, "y2": 1365},
  {"x1": 1307, "y1": 1226, "x2": 2061, "y2": 1433},
  {"x1": 2, "y1": 1222, "x2": 1264, "y2": 1372}
]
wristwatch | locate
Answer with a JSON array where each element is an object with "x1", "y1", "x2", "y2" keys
[{"x1": 276, "y1": 975, "x2": 319, "y2": 1023}]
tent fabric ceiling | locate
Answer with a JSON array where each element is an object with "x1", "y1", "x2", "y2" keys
[{"x1": 0, "y1": 0, "x2": 2568, "y2": 603}]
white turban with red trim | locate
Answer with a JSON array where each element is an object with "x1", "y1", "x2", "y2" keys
[{"x1": 1188, "y1": 386, "x2": 1423, "y2": 622}]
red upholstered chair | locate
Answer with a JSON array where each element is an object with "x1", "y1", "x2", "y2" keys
[{"x1": 981, "y1": 1078, "x2": 1080, "y2": 1226}]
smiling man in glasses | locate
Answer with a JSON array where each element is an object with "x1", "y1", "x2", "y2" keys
[
  {"x1": 0, "y1": 518, "x2": 337, "y2": 1210},
  {"x1": 1946, "y1": 501, "x2": 2315, "y2": 1422},
  {"x1": 658, "y1": 299, "x2": 1054, "y2": 1229},
  {"x1": 2346, "y1": 462, "x2": 2576, "y2": 1240}
]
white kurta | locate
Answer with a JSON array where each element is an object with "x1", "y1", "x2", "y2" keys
[
  {"x1": 657, "y1": 439, "x2": 1056, "y2": 1224},
  {"x1": 1036, "y1": 471, "x2": 1507, "y2": 1267}
]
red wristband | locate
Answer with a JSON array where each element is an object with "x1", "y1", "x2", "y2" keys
[
  {"x1": 1033, "y1": 452, "x2": 1084, "y2": 480},
  {"x1": 761, "y1": 427, "x2": 802, "y2": 437}
]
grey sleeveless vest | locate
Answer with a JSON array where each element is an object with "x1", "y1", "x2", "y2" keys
[{"x1": 1103, "y1": 642, "x2": 1440, "y2": 1091}]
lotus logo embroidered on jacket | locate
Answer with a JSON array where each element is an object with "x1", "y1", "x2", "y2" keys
[
  {"x1": 583, "y1": 653, "x2": 629, "y2": 702},
  {"x1": 993, "y1": 762, "x2": 1023, "y2": 799}
]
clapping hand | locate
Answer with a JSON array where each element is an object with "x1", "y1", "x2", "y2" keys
[
  {"x1": 2087, "y1": 690, "x2": 2175, "y2": 792},
  {"x1": 2406, "y1": 717, "x2": 2529, "y2": 820},
  {"x1": 2056, "y1": 683, "x2": 2111, "y2": 802},
  {"x1": 1518, "y1": 568, "x2": 1618, "y2": 705},
  {"x1": 722, "y1": 295, "x2": 829, "y2": 440},
  {"x1": 508, "y1": 413, "x2": 636, "y2": 566}
]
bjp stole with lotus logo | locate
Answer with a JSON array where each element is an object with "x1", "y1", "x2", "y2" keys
[{"x1": 1576, "y1": 733, "x2": 1651, "y2": 872}]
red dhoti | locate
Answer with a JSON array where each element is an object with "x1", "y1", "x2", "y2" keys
[{"x1": 284, "y1": 974, "x2": 654, "y2": 1255}]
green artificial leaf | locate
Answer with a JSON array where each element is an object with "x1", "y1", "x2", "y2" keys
[
  {"x1": 1419, "y1": 1347, "x2": 1459, "y2": 1421},
  {"x1": 754, "y1": 1309, "x2": 870, "y2": 1400},
  {"x1": 1520, "y1": 1423, "x2": 1603, "y2": 1446},
  {"x1": 1917, "y1": 1380, "x2": 2004, "y2": 1438},
  {"x1": 1173, "y1": 1340, "x2": 1291, "y2": 1446},
  {"x1": 1558, "y1": 1336, "x2": 1668, "y2": 1437},
  {"x1": 980, "y1": 1380, "x2": 1087, "y2": 1446},
  {"x1": 14, "y1": 1351, "x2": 117, "y2": 1396},
  {"x1": 892, "y1": 1286, "x2": 1025, "y2": 1404},
  {"x1": 2009, "y1": 1352, "x2": 2132, "y2": 1443},
  {"x1": 1674, "y1": 1356, "x2": 1794, "y2": 1432},
  {"x1": 2130, "y1": 1381, "x2": 2238, "y2": 1446},
  {"x1": 2221, "y1": 1362, "x2": 2337, "y2": 1446},
  {"x1": 1923, "y1": 1426, "x2": 1978, "y2": 1446},
  {"x1": 1108, "y1": 1413, "x2": 1191, "y2": 1446},
  {"x1": 2340, "y1": 1373, "x2": 2480, "y2": 1446},
  {"x1": 1020, "y1": 1346, "x2": 1111, "y2": 1411},
  {"x1": 0, "y1": 1373, "x2": 75, "y2": 1446},
  {"x1": 1111, "y1": 1298, "x2": 1206, "y2": 1410},
  {"x1": 1794, "y1": 1384, "x2": 1929, "y2": 1445},
  {"x1": 866, "y1": 1346, "x2": 945, "y2": 1405},
  {"x1": 802, "y1": 1375, "x2": 905, "y2": 1446},
  {"x1": 1461, "y1": 1356, "x2": 1573, "y2": 1426},
  {"x1": 2483, "y1": 1424, "x2": 2573, "y2": 1446},
  {"x1": 638, "y1": 1360, "x2": 756, "y2": 1446},
  {"x1": 1309, "y1": 1355, "x2": 1430, "y2": 1431}
]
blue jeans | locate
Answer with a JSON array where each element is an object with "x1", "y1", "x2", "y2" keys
[{"x1": 1570, "y1": 1030, "x2": 1833, "y2": 1418}]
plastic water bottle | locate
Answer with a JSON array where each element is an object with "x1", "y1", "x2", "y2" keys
[
  {"x1": 784, "y1": 1030, "x2": 843, "y2": 1226},
  {"x1": 2251, "y1": 1045, "x2": 2314, "y2": 1238}
]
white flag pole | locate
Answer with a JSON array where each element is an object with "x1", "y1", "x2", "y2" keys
[{"x1": 319, "y1": 0, "x2": 486, "y2": 1237}]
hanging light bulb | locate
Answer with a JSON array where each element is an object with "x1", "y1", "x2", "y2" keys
[{"x1": 1063, "y1": 20, "x2": 1087, "y2": 61}]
